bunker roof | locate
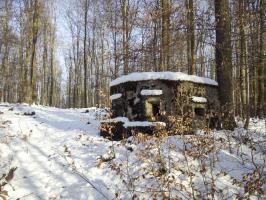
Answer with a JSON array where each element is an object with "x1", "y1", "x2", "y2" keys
[{"x1": 110, "y1": 72, "x2": 218, "y2": 87}]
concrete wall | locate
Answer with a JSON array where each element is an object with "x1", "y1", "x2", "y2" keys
[{"x1": 110, "y1": 80, "x2": 219, "y2": 124}]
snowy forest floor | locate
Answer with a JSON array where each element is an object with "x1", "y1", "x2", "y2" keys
[{"x1": 0, "y1": 103, "x2": 265, "y2": 200}]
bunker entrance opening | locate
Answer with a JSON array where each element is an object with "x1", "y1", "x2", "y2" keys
[{"x1": 145, "y1": 97, "x2": 161, "y2": 120}]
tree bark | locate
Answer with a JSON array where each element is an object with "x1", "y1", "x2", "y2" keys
[
  {"x1": 160, "y1": 0, "x2": 170, "y2": 71},
  {"x1": 215, "y1": 0, "x2": 236, "y2": 130},
  {"x1": 257, "y1": 0, "x2": 265, "y2": 118},
  {"x1": 186, "y1": 0, "x2": 195, "y2": 75},
  {"x1": 29, "y1": 0, "x2": 39, "y2": 104},
  {"x1": 83, "y1": 0, "x2": 89, "y2": 108},
  {"x1": 120, "y1": 0, "x2": 129, "y2": 75},
  {"x1": 41, "y1": 20, "x2": 48, "y2": 105},
  {"x1": 238, "y1": 0, "x2": 248, "y2": 120},
  {"x1": 49, "y1": 21, "x2": 56, "y2": 106}
]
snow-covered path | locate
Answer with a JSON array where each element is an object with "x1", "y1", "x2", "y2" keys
[
  {"x1": 1, "y1": 103, "x2": 265, "y2": 199},
  {"x1": 0, "y1": 104, "x2": 116, "y2": 200}
]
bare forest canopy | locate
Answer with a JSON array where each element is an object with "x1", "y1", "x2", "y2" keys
[{"x1": 0, "y1": 0, "x2": 265, "y2": 120}]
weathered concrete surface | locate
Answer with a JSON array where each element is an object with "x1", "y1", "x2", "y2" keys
[{"x1": 110, "y1": 79, "x2": 219, "y2": 129}]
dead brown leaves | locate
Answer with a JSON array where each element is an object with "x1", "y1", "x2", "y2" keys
[{"x1": 0, "y1": 167, "x2": 17, "y2": 200}]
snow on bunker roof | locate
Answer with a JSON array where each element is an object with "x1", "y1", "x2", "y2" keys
[{"x1": 110, "y1": 71, "x2": 218, "y2": 87}]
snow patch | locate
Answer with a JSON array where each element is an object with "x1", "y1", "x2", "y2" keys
[
  {"x1": 191, "y1": 96, "x2": 207, "y2": 103},
  {"x1": 110, "y1": 93, "x2": 122, "y2": 100},
  {"x1": 110, "y1": 71, "x2": 218, "y2": 87},
  {"x1": 134, "y1": 97, "x2": 140, "y2": 104},
  {"x1": 1, "y1": 103, "x2": 265, "y2": 199},
  {"x1": 102, "y1": 117, "x2": 166, "y2": 128},
  {"x1": 102, "y1": 117, "x2": 129, "y2": 123},
  {"x1": 7, "y1": 103, "x2": 36, "y2": 115},
  {"x1": 123, "y1": 121, "x2": 166, "y2": 128},
  {"x1": 141, "y1": 89, "x2": 163, "y2": 96}
]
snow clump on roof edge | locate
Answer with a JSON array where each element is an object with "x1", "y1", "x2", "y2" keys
[{"x1": 110, "y1": 71, "x2": 218, "y2": 87}]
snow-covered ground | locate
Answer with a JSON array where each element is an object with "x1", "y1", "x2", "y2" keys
[{"x1": 0, "y1": 103, "x2": 265, "y2": 199}]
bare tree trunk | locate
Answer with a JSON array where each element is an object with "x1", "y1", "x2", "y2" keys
[
  {"x1": 113, "y1": 21, "x2": 118, "y2": 78},
  {"x1": 153, "y1": 19, "x2": 158, "y2": 71},
  {"x1": 257, "y1": 0, "x2": 265, "y2": 118},
  {"x1": 238, "y1": 0, "x2": 247, "y2": 120},
  {"x1": 151, "y1": 1, "x2": 160, "y2": 72},
  {"x1": 90, "y1": 19, "x2": 96, "y2": 106},
  {"x1": 109, "y1": 0, "x2": 119, "y2": 79},
  {"x1": 244, "y1": 38, "x2": 250, "y2": 128},
  {"x1": 41, "y1": 21, "x2": 48, "y2": 105},
  {"x1": 215, "y1": 0, "x2": 236, "y2": 130},
  {"x1": 100, "y1": 30, "x2": 105, "y2": 107},
  {"x1": 160, "y1": 0, "x2": 170, "y2": 71},
  {"x1": 49, "y1": 21, "x2": 56, "y2": 106},
  {"x1": 18, "y1": 23, "x2": 25, "y2": 103},
  {"x1": 29, "y1": 0, "x2": 39, "y2": 104},
  {"x1": 72, "y1": 22, "x2": 81, "y2": 107},
  {"x1": 68, "y1": 56, "x2": 72, "y2": 108},
  {"x1": 249, "y1": 4, "x2": 259, "y2": 117},
  {"x1": 83, "y1": 0, "x2": 89, "y2": 108},
  {"x1": 120, "y1": 0, "x2": 129, "y2": 75},
  {"x1": 1, "y1": 0, "x2": 10, "y2": 102},
  {"x1": 186, "y1": 0, "x2": 195, "y2": 75}
]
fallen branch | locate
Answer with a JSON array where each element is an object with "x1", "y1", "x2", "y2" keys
[
  {"x1": 72, "y1": 170, "x2": 110, "y2": 200},
  {"x1": 56, "y1": 149, "x2": 111, "y2": 200}
]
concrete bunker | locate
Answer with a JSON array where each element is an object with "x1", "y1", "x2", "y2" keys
[{"x1": 101, "y1": 72, "x2": 220, "y2": 140}]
